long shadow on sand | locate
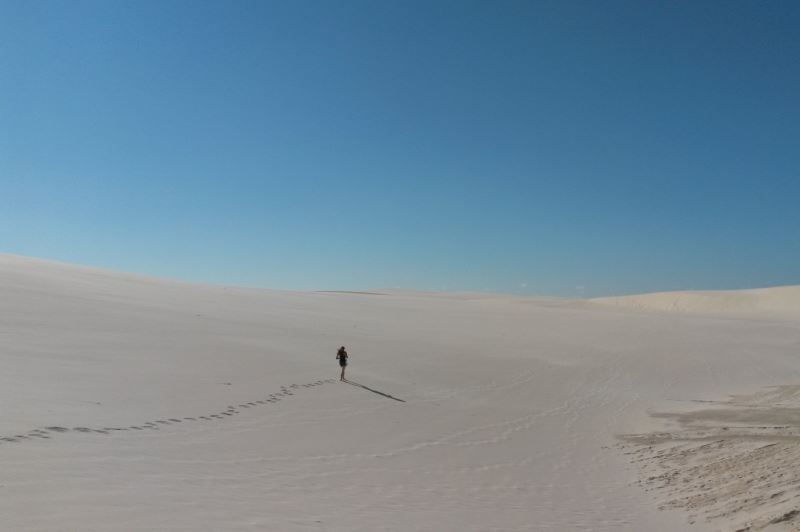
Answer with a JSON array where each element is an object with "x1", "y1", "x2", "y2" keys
[{"x1": 344, "y1": 379, "x2": 406, "y2": 403}]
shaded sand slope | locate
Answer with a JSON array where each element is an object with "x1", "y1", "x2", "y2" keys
[
  {"x1": 1, "y1": 254, "x2": 800, "y2": 531},
  {"x1": 590, "y1": 286, "x2": 800, "y2": 319}
]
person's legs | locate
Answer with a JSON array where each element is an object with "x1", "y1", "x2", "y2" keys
[{"x1": 340, "y1": 365, "x2": 345, "y2": 381}]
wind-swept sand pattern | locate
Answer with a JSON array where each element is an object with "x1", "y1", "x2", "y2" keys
[
  {"x1": 1, "y1": 254, "x2": 799, "y2": 531},
  {"x1": 619, "y1": 385, "x2": 800, "y2": 531}
]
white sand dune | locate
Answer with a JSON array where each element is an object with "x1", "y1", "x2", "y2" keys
[
  {"x1": 590, "y1": 285, "x2": 800, "y2": 319},
  {"x1": 2, "y1": 254, "x2": 800, "y2": 531}
]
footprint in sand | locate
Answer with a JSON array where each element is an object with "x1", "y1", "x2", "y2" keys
[{"x1": 2, "y1": 379, "x2": 333, "y2": 448}]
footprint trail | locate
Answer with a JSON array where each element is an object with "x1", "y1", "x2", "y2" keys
[{"x1": 0, "y1": 379, "x2": 336, "y2": 445}]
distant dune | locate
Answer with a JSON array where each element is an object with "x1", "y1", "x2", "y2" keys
[{"x1": 589, "y1": 285, "x2": 800, "y2": 318}]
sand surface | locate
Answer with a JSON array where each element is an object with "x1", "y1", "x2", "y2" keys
[
  {"x1": 1, "y1": 254, "x2": 799, "y2": 531},
  {"x1": 590, "y1": 286, "x2": 800, "y2": 320}
]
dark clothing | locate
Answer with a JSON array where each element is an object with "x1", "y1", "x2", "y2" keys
[{"x1": 337, "y1": 349, "x2": 348, "y2": 367}]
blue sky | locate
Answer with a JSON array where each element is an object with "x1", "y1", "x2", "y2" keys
[{"x1": 1, "y1": 0, "x2": 798, "y2": 297}]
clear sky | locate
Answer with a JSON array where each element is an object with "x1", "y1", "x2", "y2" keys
[{"x1": 1, "y1": 0, "x2": 798, "y2": 297}]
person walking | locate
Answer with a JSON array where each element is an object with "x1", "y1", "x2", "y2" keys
[{"x1": 336, "y1": 346, "x2": 349, "y2": 381}]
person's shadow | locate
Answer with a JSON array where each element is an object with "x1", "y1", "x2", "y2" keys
[{"x1": 343, "y1": 379, "x2": 406, "y2": 403}]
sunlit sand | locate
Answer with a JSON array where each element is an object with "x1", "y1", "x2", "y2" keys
[{"x1": 2, "y1": 254, "x2": 799, "y2": 531}]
